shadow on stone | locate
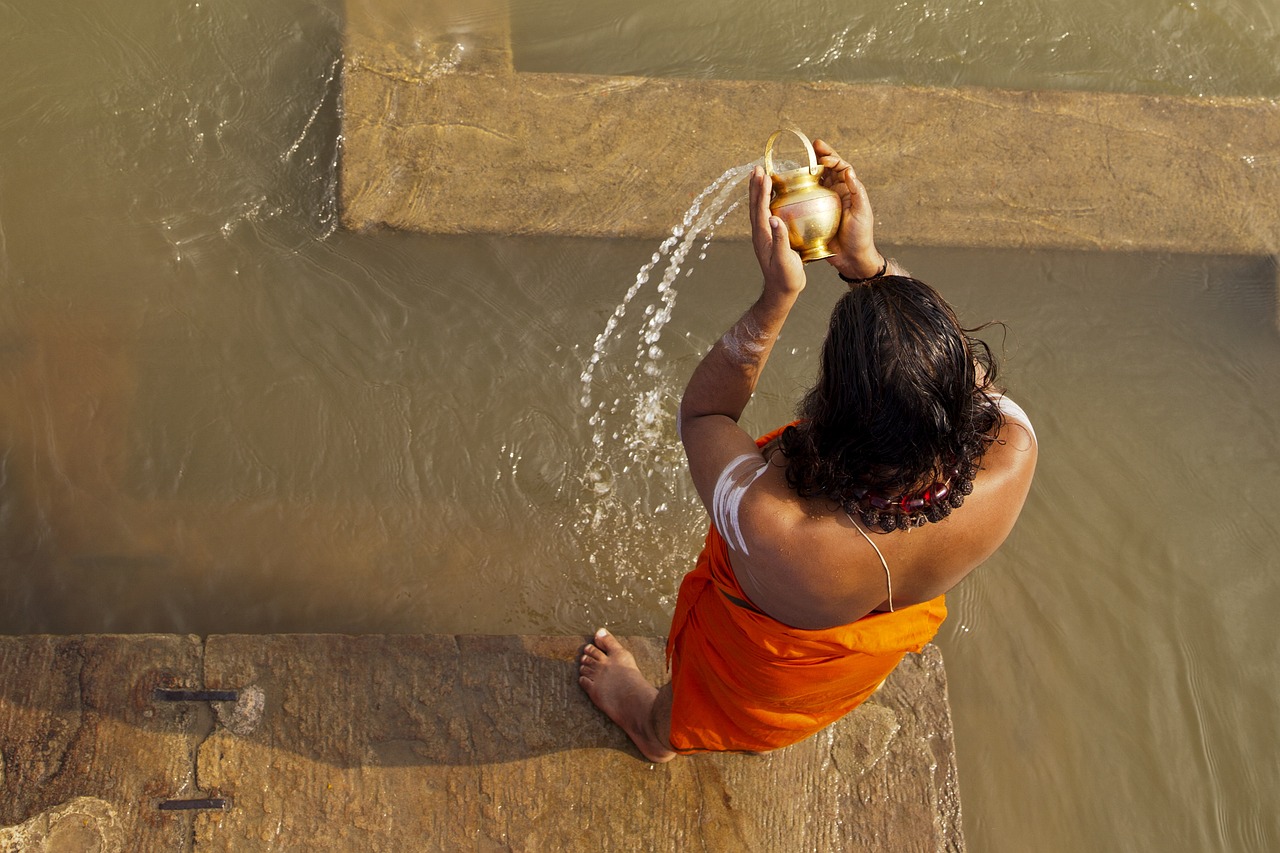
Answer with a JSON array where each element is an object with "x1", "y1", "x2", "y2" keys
[
  {"x1": 201, "y1": 634, "x2": 658, "y2": 768},
  {"x1": 0, "y1": 635, "x2": 204, "y2": 851},
  {"x1": 1, "y1": 634, "x2": 963, "y2": 850},
  {"x1": 196, "y1": 635, "x2": 963, "y2": 851}
]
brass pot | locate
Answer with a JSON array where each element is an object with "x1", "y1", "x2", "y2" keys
[{"x1": 765, "y1": 128, "x2": 842, "y2": 262}]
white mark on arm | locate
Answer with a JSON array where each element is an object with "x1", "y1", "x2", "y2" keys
[
  {"x1": 719, "y1": 313, "x2": 768, "y2": 365},
  {"x1": 712, "y1": 453, "x2": 769, "y2": 555}
]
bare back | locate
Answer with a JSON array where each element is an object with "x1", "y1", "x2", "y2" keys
[{"x1": 699, "y1": 406, "x2": 1037, "y2": 631}]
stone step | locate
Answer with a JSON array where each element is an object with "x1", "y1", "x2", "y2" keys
[{"x1": 1, "y1": 634, "x2": 963, "y2": 852}]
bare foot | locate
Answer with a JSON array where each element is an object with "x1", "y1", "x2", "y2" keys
[{"x1": 578, "y1": 628, "x2": 677, "y2": 763}]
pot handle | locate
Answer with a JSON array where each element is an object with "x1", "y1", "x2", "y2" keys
[{"x1": 764, "y1": 128, "x2": 820, "y2": 177}]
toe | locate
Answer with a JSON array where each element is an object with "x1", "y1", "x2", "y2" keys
[
  {"x1": 581, "y1": 645, "x2": 609, "y2": 673},
  {"x1": 594, "y1": 628, "x2": 624, "y2": 655}
]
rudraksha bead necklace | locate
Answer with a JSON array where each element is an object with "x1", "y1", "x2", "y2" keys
[{"x1": 850, "y1": 462, "x2": 977, "y2": 532}]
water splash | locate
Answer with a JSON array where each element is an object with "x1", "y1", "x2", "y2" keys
[
  {"x1": 579, "y1": 160, "x2": 756, "y2": 410},
  {"x1": 580, "y1": 160, "x2": 753, "y2": 469},
  {"x1": 573, "y1": 160, "x2": 756, "y2": 598}
]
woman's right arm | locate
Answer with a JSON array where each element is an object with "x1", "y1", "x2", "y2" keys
[{"x1": 677, "y1": 166, "x2": 806, "y2": 525}]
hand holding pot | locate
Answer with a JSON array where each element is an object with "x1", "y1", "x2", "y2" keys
[{"x1": 811, "y1": 138, "x2": 887, "y2": 281}]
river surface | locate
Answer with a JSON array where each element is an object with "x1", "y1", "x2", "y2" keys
[{"x1": 2, "y1": 0, "x2": 1278, "y2": 851}]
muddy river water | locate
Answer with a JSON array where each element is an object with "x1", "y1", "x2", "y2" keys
[{"x1": 2, "y1": 0, "x2": 1278, "y2": 850}]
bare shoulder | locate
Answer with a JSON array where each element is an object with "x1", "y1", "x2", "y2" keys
[
  {"x1": 729, "y1": 465, "x2": 895, "y2": 626},
  {"x1": 722, "y1": 408, "x2": 1038, "y2": 626},
  {"x1": 979, "y1": 399, "x2": 1038, "y2": 509},
  {"x1": 892, "y1": 406, "x2": 1038, "y2": 596}
]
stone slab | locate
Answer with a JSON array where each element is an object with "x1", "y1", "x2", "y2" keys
[
  {"x1": 339, "y1": 2, "x2": 1280, "y2": 257},
  {"x1": 196, "y1": 635, "x2": 962, "y2": 852},
  {"x1": 0, "y1": 634, "x2": 206, "y2": 852},
  {"x1": 0, "y1": 634, "x2": 962, "y2": 851}
]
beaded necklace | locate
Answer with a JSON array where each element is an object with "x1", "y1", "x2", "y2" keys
[{"x1": 850, "y1": 461, "x2": 976, "y2": 532}]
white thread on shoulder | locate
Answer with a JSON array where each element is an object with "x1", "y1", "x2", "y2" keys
[
  {"x1": 846, "y1": 511, "x2": 893, "y2": 612},
  {"x1": 712, "y1": 453, "x2": 768, "y2": 556},
  {"x1": 996, "y1": 395, "x2": 1037, "y2": 445}
]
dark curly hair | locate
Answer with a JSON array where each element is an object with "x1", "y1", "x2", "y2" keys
[{"x1": 774, "y1": 275, "x2": 1004, "y2": 516}]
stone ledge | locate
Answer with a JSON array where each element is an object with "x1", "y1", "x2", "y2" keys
[
  {"x1": 0, "y1": 634, "x2": 205, "y2": 851},
  {"x1": 1, "y1": 634, "x2": 962, "y2": 852},
  {"x1": 338, "y1": 2, "x2": 1280, "y2": 257}
]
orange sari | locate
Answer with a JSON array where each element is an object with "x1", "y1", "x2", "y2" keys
[{"x1": 664, "y1": 426, "x2": 947, "y2": 754}]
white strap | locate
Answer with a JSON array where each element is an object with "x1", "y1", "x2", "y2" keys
[
  {"x1": 846, "y1": 512, "x2": 893, "y2": 612},
  {"x1": 996, "y1": 395, "x2": 1037, "y2": 445}
]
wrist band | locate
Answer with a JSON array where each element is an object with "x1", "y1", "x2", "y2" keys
[{"x1": 838, "y1": 257, "x2": 888, "y2": 284}]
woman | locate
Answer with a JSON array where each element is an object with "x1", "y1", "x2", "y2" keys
[{"x1": 579, "y1": 140, "x2": 1038, "y2": 762}]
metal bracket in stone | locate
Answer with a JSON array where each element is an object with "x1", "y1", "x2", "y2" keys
[
  {"x1": 157, "y1": 797, "x2": 230, "y2": 812},
  {"x1": 150, "y1": 686, "x2": 260, "y2": 815},
  {"x1": 154, "y1": 688, "x2": 240, "y2": 702},
  {"x1": 153, "y1": 684, "x2": 265, "y2": 735}
]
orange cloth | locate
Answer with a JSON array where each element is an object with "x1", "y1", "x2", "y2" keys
[{"x1": 664, "y1": 425, "x2": 947, "y2": 754}]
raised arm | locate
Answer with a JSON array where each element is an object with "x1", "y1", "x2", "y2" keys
[{"x1": 677, "y1": 165, "x2": 805, "y2": 513}]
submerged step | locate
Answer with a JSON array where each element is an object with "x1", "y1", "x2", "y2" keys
[{"x1": 339, "y1": 1, "x2": 1280, "y2": 258}]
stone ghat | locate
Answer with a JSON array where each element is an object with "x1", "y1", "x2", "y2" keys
[
  {"x1": 339, "y1": 0, "x2": 1280, "y2": 258},
  {"x1": 0, "y1": 634, "x2": 963, "y2": 852}
]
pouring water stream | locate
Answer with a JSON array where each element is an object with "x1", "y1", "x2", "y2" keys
[{"x1": 570, "y1": 160, "x2": 763, "y2": 603}]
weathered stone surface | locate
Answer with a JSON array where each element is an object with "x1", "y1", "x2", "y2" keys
[
  {"x1": 0, "y1": 796, "x2": 124, "y2": 853},
  {"x1": 0, "y1": 634, "x2": 961, "y2": 850},
  {"x1": 197, "y1": 634, "x2": 961, "y2": 852},
  {"x1": 0, "y1": 635, "x2": 205, "y2": 852},
  {"x1": 339, "y1": 1, "x2": 1280, "y2": 258}
]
